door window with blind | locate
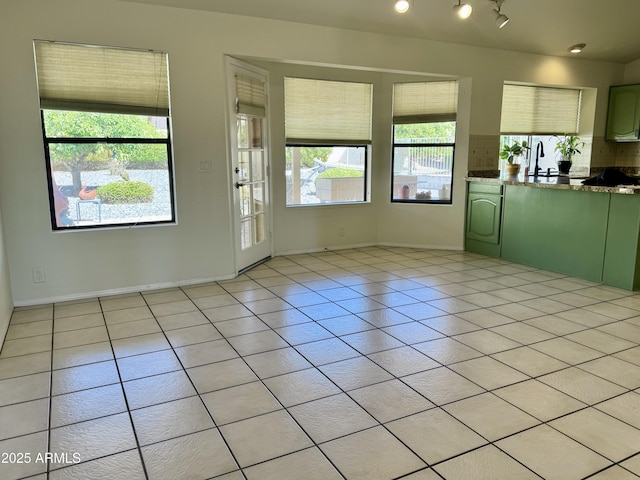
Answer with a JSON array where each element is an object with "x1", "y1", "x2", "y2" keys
[
  {"x1": 285, "y1": 77, "x2": 372, "y2": 206},
  {"x1": 500, "y1": 84, "x2": 583, "y2": 174},
  {"x1": 34, "y1": 41, "x2": 175, "y2": 230},
  {"x1": 391, "y1": 81, "x2": 458, "y2": 204}
]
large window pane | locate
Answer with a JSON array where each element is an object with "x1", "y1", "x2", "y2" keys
[
  {"x1": 45, "y1": 112, "x2": 174, "y2": 228},
  {"x1": 391, "y1": 122, "x2": 455, "y2": 203},
  {"x1": 286, "y1": 146, "x2": 366, "y2": 205}
]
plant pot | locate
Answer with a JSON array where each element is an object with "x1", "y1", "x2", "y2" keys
[
  {"x1": 557, "y1": 160, "x2": 572, "y2": 175},
  {"x1": 505, "y1": 163, "x2": 521, "y2": 176}
]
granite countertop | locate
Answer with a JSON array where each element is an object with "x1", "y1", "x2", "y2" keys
[{"x1": 466, "y1": 174, "x2": 640, "y2": 195}]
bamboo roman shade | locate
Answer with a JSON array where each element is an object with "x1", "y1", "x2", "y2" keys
[
  {"x1": 285, "y1": 77, "x2": 373, "y2": 145},
  {"x1": 34, "y1": 41, "x2": 170, "y2": 117},
  {"x1": 500, "y1": 84, "x2": 582, "y2": 135},
  {"x1": 393, "y1": 81, "x2": 459, "y2": 124},
  {"x1": 235, "y1": 74, "x2": 266, "y2": 117}
]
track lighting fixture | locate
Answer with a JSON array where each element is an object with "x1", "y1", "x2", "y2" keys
[
  {"x1": 491, "y1": 0, "x2": 509, "y2": 28},
  {"x1": 453, "y1": 0, "x2": 472, "y2": 19},
  {"x1": 394, "y1": 0, "x2": 410, "y2": 13},
  {"x1": 394, "y1": 0, "x2": 513, "y2": 28},
  {"x1": 569, "y1": 43, "x2": 586, "y2": 54}
]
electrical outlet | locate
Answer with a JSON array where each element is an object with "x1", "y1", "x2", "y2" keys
[
  {"x1": 32, "y1": 266, "x2": 46, "y2": 284},
  {"x1": 338, "y1": 227, "x2": 345, "y2": 237},
  {"x1": 197, "y1": 161, "x2": 211, "y2": 173}
]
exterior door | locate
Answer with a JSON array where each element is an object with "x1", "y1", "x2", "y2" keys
[{"x1": 226, "y1": 58, "x2": 271, "y2": 272}]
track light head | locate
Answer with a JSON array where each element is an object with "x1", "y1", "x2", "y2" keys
[
  {"x1": 490, "y1": 0, "x2": 509, "y2": 28},
  {"x1": 495, "y1": 11, "x2": 509, "y2": 28},
  {"x1": 453, "y1": 1, "x2": 472, "y2": 19},
  {"x1": 394, "y1": 0, "x2": 410, "y2": 13}
]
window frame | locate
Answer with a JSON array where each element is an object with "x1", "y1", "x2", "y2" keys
[
  {"x1": 34, "y1": 40, "x2": 176, "y2": 231},
  {"x1": 390, "y1": 122, "x2": 456, "y2": 205},
  {"x1": 284, "y1": 77, "x2": 372, "y2": 207},
  {"x1": 41, "y1": 112, "x2": 176, "y2": 231},
  {"x1": 285, "y1": 143, "x2": 369, "y2": 207},
  {"x1": 390, "y1": 81, "x2": 458, "y2": 205}
]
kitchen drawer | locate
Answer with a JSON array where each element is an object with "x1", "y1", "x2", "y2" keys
[{"x1": 468, "y1": 182, "x2": 503, "y2": 195}]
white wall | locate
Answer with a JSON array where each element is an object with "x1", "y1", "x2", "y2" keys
[
  {"x1": 0, "y1": 0, "x2": 625, "y2": 305},
  {"x1": 624, "y1": 59, "x2": 640, "y2": 84},
  {"x1": 0, "y1": 203, "x2": 13, "y2": 345}
]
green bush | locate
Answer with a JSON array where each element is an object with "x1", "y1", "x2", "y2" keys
[
  {"x1": 96, "y1": 181, "x2": 154, "y2": 204},
  {"x1": 316, "y1": 168, "x2": 363, "y2": 179}
]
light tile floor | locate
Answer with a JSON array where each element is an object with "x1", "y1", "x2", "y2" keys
[{"x1": 2, "y1": 246, "x2": 640, "y2": 479}]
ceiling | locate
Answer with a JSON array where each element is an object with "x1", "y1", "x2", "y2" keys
[{"x1": 117, "y1": 0, "x2": 640, "y2": 64}]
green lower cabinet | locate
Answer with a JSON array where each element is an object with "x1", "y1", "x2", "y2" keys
[
  {"x1": 465, "y1": 181, "x2": 640, "y2": 289},
  {"x1": 465, "y1": 183, "x2": 503, "y2": 258},
  {"x1": 603, "y1": 194, "x2": 640, "y2": 290},
  {"x1": 501, "y1": 186, "x2": 610, "y2": 283}
]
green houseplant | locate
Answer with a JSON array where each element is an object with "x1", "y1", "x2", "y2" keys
[
  {"x1": 500, "y1": 140, "x2": 530, "y2": 176},
  {"x1": 554, "y1": 134, "x2": 585, "y2": 174}
]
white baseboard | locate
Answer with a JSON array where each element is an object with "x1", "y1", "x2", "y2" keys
[
  {"x1": 12, "y1": 273, "x2": 237, "y2": 307},
  {"x1": 13, "y1": 243, "x2": 464, "y2": 307},
  {"x1": 274, "y1": 242, "x2": 378, "y2": 257},
  {"x1": 377, "y1": 241, "x2": 464, "y2": 251}
]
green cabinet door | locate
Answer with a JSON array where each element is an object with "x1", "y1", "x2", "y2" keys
[
  {"x1": 606, "y1": 84, "x2": 640, "y2": 142},
  {"x1": 603, "y1": 194, "x2": 640, "y2": 290},
  {"x1": 466, "y1": 193, "x2": 502, "y2": 244},
  {"x1": 465, "y1": 184, "x2": 503, "y2": 257}
]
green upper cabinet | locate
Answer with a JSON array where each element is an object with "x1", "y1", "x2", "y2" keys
[{"x1": 606, "y1": 84, "x2": 640, "y2": 142}]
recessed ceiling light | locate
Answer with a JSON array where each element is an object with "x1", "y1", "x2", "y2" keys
[
  {"x1": 453, "y1": 1, "x2": 472, "y2": 19},
  {"x1": 395, "y1": 0, "x2": 410, "y2": 13},
  {"x1": 569, "y1": 43, "x2": 586, "y2": 54}
]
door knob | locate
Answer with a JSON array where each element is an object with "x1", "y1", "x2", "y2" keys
[{"x1": 235, "y1": 182, "x2": 245, "y2": 189}]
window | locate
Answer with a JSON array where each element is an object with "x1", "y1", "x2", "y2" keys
[
  {"x1": 500, "y1": 84, "x2": 582, "y2": 174},
  {"x1": 285, "y1": 77, "x2": 372, "y2": 206},
  {"x1": 34, "y1": 41, "x2": 175, "y2": 230},
  {"x1": 391, "y1": 81, "x2": 458, "y2": 204}
]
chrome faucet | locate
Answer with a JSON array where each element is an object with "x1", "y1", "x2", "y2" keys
[{"x1": 533, "y1": 141, "x2": 545, "y2": 176}]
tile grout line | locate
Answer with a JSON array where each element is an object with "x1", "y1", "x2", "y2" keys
[
  {"x1": 45, "y1": 304, "x2": 55, "y2": 480},
  {"x1": 4, "y1": 247, "x2": 640, "y2": 479},
  {"x1": 96, "y1": 294, "x2": 150, "y2": 480},
  {"x1": 189, "y1": 277, "x2": 350, "y2": 479},
  {"x1": 147, "y1": 286, "x2": 250, "y2": 480}
]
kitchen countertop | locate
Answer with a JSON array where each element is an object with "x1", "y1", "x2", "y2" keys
[{"x1": 466, "y1": 174, "x2": 640, "y2": 195}]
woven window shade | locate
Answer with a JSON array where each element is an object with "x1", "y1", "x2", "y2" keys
[
  {"x1": 34, "y1": 41, "x2": 170, "y2": 117},
  {"x1": 393, "y1": 81, "x2": 458, "y2": 124},
  {"x1": 285, "y1": 77, "x2": 372, "y2": 144},
  {"x1": 236, "y1": 74, "x2": 266, "y2": 116},
  {"x1": 501, "y1": 84, "x2": 581, "y2": 135}
]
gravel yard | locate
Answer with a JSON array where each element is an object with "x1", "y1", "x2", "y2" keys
[{"x1": 54, "y1": 169, "x2": 173, "y2": 225}]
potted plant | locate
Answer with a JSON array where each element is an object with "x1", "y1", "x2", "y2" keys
[
  {"x1": 500, "y1": 140, "x2": 530, "y2": 176},
  {"x1": 554, "y1": 134, "x2": 585, "y2": 174}
]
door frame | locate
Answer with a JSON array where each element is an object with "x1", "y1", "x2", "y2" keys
[{"x1": 225, "y1": 56, "x2": 273, "y2": 274}]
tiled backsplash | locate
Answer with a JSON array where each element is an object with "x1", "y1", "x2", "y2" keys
[
  {"x1": 467, "y1": 135, "x2": 500, "y2": 171},
  {"x1": 591, "y1": 137, "x2": 640, "y2": 175},
  {"x1": 467, "y1": 134, "x2": 604, "y2": 177}
]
